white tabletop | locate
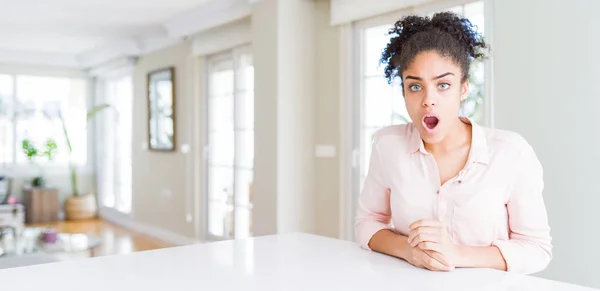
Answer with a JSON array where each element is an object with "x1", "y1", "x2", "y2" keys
[{"x1": 0, "y1": 233, "x2": 595, "y2": 291}]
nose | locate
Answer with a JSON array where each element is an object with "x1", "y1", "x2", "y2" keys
[{"x1": 422, "y1": 95, "x2": 436, "y2": 107}]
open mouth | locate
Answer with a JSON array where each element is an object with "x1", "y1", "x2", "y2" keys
[{"x1": 423, "y1": 115, "x2": 439, "y2": 130}]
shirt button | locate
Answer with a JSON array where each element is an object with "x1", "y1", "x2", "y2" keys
[
  {"x1": 457, "y1": 180, "x2": 462, "y2": 184},
  {"x1": 436, "y1": 190, "x2": 440, "y2": 194}
]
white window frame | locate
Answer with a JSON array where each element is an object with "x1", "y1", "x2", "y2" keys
[
  {"x1": 95, "y1": 70, "x2": 134, "y2": 217},
  {"x1": 202, "y1": 44, "x2": 254, "y2": 242},
  {"x1": 0, "y1": 72, "x2": 94, "y2": 179},
  {"x1": 339, "y1": 0, "x2": 495, "y2": 241}
]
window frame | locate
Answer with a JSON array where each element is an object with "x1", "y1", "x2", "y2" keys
[
  {"x1": 95, "y1": 71, "x2": 134, "y2": 216},
  {"x1": 0, "y1": 72, "x2": 94, "y2": 179},
  {"x1": 202, "y1": 44, "x2": 254, "y2": 242}
]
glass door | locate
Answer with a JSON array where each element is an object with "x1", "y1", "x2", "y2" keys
[{"x1": 206, "y1": 45, "x2": 254, "y2": 240}]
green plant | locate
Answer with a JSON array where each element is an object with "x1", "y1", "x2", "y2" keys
[
  {"x1": 21, "y1": 138, "x2": 57, "y2": 188},
  {"x1": 59, "y1": 104, "x2": 111, "y2": 197},
  {"x1": 21, "y1": 139, "x2": 39, "y2": 163},
  {"x1": 43, "y1": 139, "x2": 58, "y2": 161}
]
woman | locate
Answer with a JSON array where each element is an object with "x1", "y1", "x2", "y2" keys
[{"x1": 355, "y1": 11, "x2": 552, "y2": 274}]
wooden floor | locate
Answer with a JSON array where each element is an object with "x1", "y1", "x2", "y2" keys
[{"x1": 27, "y1": 219, "x2": 174, "y2": 257}]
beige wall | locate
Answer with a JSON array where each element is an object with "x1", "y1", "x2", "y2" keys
[
  {"x1": 251, "y1": 0, "x2": 279, "y2": 236},
  {"x1": 125, "y1": 0, "x2": 343, "y2": 241},
  {"x1": 252, "y1": 0, "x2": 319, "y2": 235},
  {"x1": 131, "y1": 42, "x2": 196, "y2": 238},
  {"x1": 315, "y1": 0, "x2": 341, "y2": 238}
]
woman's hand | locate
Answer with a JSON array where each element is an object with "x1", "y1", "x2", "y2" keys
[
  {"x1": 402, "y1": 242, "x2": 455, "y2": 271},
  {"x1": 407, "y1": 219, "x2": 461, "y2": 267}
]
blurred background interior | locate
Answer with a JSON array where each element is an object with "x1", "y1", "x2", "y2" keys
[{"x1": 0, "y1": 0, "x2": 598, "y2": 288}]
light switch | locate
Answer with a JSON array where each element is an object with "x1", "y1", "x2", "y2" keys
[
  {"x1": 161, "y1": 188, "x2": 172, "y2": 198},
  {"x1": 181, "y1": 144, "x2": 190, "y2": 154},
  {"x1": 315, "y1": 145, "x2": 337, "y2": 158}
]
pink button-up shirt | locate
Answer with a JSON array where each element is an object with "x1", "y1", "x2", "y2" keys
[{"x1": 355, "y1": 118, "x2": 552, "y2": 274}]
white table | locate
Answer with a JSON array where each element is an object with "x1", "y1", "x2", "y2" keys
[{"x1": 0, "y1": 233, "x2": 595, "y2": 290}]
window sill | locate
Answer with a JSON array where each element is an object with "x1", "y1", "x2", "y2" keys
[{"x1": 1, "y1": 164, "x2": 94, "y2": 179}]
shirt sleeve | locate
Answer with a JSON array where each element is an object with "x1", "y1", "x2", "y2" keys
[
  {"x1": 354, "y1": 134, "x2": 393, "y2": 250},
  {"x1": 492, "y1": 140, "x2": 552, "y2": 274}
]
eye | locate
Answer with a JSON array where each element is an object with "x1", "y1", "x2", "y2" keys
[
  {"x1": 409, "y1": 84, "x2": 422, "y2": 92},
  {"x1": 438, "y1": 83, "x2": 451, "y2": 90}
]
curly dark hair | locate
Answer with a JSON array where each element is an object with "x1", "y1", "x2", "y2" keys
[{"x1": 380, "y1": 11, "x2": 487, "y2": 85}]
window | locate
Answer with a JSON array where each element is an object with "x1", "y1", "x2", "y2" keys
[
  {"x1": 0, "y1": 74, "x2": 88, "y2": 168},
  {"x1": 350, "y1": 1, "x2": 487, "y2": 239},
  {"x1": 0, "y1": 75, "x2": 14, "y2": 165},
  {"x1": 205, "y1": 45, "x2": 254, "y2": 240},
  {"x1": 97, "y1": 75, "x2": 133, "y2": 214}
]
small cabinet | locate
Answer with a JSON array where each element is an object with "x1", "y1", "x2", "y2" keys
[{"x1": 22, "y1": 188, "x2": 59, "y2": 223}]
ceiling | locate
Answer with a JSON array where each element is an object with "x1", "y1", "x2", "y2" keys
[{"x1": 0, "y1": 0, "x2": 215, "y2": 68}]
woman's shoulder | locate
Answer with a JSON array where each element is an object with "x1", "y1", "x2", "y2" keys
[
  {"x1": 372, "y1": 123, "x2": 417, "y2": 146},
  {"x1": 480, "y1": 126, "x2": 537, "y2": 157}
]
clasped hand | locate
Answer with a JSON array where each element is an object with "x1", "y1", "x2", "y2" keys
[{"x1": 405, "y1": 219, "x2": 460, "y2": 271}]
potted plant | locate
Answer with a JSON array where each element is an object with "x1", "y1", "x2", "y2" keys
[
  {"x1": 59, "y1": 104, "x2": 111, "y2": 220},
  {"x1": 21, "y1": 138, "x2": 58, "y2": 188}
]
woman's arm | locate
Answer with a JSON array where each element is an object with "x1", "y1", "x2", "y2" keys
[
  {"x1": 354, "y1": 136, "x2": 394, "y2": 250},
  {"x1": 490, "y1": 140, "x2": 552, "y2": 274},
  {"x1": 455, "y1": 246, "x2": 507, "y2": 271},
  {"x1": 368, "y1": 229, "x2": 409, "y2": 258}
]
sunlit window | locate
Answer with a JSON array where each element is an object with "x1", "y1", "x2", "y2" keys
[
  {"x1": 98, "y1": 76, "x2": 133, "y2": 214},
  {"x1": 206, "y1": 46, "x2": 254, "y2": 240},
  {"x1": 0, "y1": 74, "x2": 88, "y2": 167}
]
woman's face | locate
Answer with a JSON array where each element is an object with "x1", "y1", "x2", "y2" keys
[{"x1": 401, "y1": 50, "x2": 468, "y2": 145}]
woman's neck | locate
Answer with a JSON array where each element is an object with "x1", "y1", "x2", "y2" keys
[{"x1": 424, "y1": 118, "x2": 472, "y2": 155}]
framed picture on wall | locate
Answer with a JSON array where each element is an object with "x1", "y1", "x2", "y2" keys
[{"x1": 147, "y1": 67, "x2": 176, "y2": 151}]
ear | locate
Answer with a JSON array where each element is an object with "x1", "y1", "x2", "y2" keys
[{"x1": 460, "y1": 79, "x2": 469, "y2": 101}]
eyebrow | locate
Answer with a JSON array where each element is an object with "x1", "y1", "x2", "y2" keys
[{"x1": 404, "y1": 72, "x2": 455, "y2": 81}]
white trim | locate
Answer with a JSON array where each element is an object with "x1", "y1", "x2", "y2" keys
[
  {"x1": 352, "y1": 0, "x2": 484, "y2": 29},
  {"x1": 99, "y1": 207, "x2": 200, "y2": 246},
  {"x1": 139, "y1": 37, "x2": 183, "y2": 56},
  {"x1": 331, "y1": 0, "x2": 431, "y2": 25},
  {"x1": 6, "y1": 165, "x2": 94, "y2": 179},
  {"x1": 199, "y1": 55, "x2": 210, "y2": 241},
  {"x1": 352, "y1": 5, "x2": 414, "y2": 29},
  {"x1": 411, "y1": 0, "x2": 482, "y2": 15},
  {"x1": 0, "y1": 63, "x2": 87, "y2": 78},
  {"x1": 77, "y1": 40, "x2": 141, "y2": 70},
  {"x1": 191, "y1": 56, "x2": 204, "y2": 241},
  {"x1": 338, "y1": 24, "x2": 355, "y2": 241},
  {"x1": 163, "y1": 0, "x2": 251, "y2": 39},
  {"x1": 191, "y1": 18, "x2": 252, "y2": 57},
  {"x1": 0, "y1": 49, "x2": 80, "y2": 68},
  {"x1": 87, "y1": 57, "x2": 137, "y2": 78},
  {"x1": 483, "y1": 0, "x2": 495, "y2": 128}
]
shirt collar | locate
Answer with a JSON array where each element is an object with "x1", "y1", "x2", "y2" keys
[{"x1": 407, "y1": 116, "x2": 490, "y2": 165}]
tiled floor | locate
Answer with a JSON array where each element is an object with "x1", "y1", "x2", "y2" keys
[{"x1": 27, "y1": 218, "x2": 174, "y2": 257}]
